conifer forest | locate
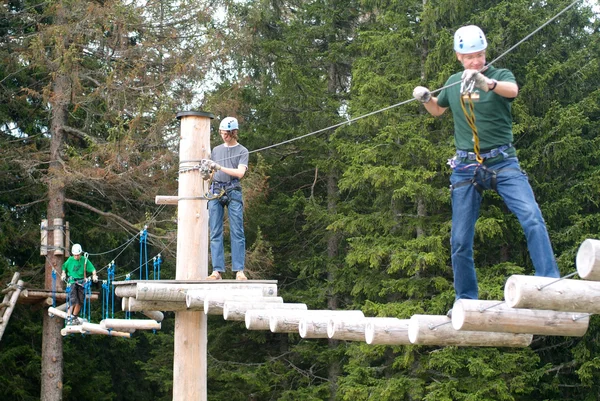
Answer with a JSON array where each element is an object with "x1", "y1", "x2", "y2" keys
[{"x1": 1, "y1": 0, "x2": 599, "y2": 399}]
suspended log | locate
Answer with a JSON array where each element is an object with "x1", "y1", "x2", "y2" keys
[
  {"x1": 48, "y1": 307, "x2": 68, "y2": 320},
  {"x1": 114, "y1": 285, "x2": 137, "y2": 298},
  {"x1": 245, "y1": 309, "x2": 273, "y2": 330},
  {"x1": 576, "y1": 239, "x2": 600, "y2": 281},
  {"x1": 125, "y1": 297, "x2": 191, "y2": 312},
  {"x1": 224, "y1": 302, "x2": 307, "y2": 321},
  {"x1": 299, "y1": 315, "x2": 354, "y2": 339},
  {"x1": 505, "y1": 274, "x2": 600, "y2": 313},
  {"x1": 408, "y1": 315, "x2": 533, "y2": 347},
  {"x1": 101, "y1": 319, "x2": 161, "y2": 331},
  {"x1": 185, "y1": 289, "x2": 272, "y2": 309},
  {"x1": 61, "y1": 326, "x2": 83, "y2": 336},
  {"x1": 0, "y1": 279, "x2": 25, "y2": 341},
  {"x1": 143, "y1": 310, "x2": 165, "y2": 323},
  {"x1": 136, "y1": 282, "x2": 278, "y2": 302},
  {"x1": 270, "y1": 310, "x2": 364, "y2": 334},
  {"x1": 364, "y1": 318, "x2": 411, "y2": 345},
  {"x1": 452, "y1": 299, "x2": 589, "y2": 337},
  {"x1": 60, "y1": 323, "x2": 131, "y2": 338},
  {"x1": 204, "y1": 296, "x2": 284, "y2": 316},
  {"x1": 328, "y1": 317, "x2": 374, "y2": 342}
]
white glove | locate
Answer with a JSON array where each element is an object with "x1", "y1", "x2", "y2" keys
[
  {"x1": 413, "y1": 86, "x2": 431, "y2": 103},
  {"x1": 461, "y1": 69, "x2": 490, "y2": 92},
  {"x1": 61, "y1": 271, "x2": 66, "y2": 281},
  {"x1": 92, "y1": 274, "x2": 98, "y2": 283},
  {"x1": 209, "y1": 161, "x2": 221, "y2": 171}
]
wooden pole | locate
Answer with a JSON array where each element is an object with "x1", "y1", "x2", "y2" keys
[
  {"x1": 576, "y1": 239, "x2": 600, "y2": 280},
  {"x1": 327, "y1": 317, "x2": 372, "y2": 342},
  {"x1": 365, "y1": 318, "x2": 410, "y2": 345},
  {"x1": 505, "y1": 274, "x2": 600, "y2": 313},
  {"x1": 452, "y1": 299, "x2": 589, "y2": 337},
  {"x1": 0, "y1": 279, "x2": 25, "y2": 341},
  {"x1": 100, "y1": 319, "x2": 161, "y2": 331},
  {"x1": 223, "y1": 302, "x2": 307, "y2": 321},
  {"x1": 173, "y1": 111, "x2": 213, "y2": 401},
  {"x1": 408, "y1": 315, "x2": 533, "y2": 347}
]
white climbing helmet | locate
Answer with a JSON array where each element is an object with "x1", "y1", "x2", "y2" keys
[
  {"x1": 71, "y1": 243, "x2": 83, "y2": 255},
  {"x1": 454, "y1": 25, "x2": 487, "y2": 54},
  {"x1": 219, "y1": 117, "x2": 239, "y2": 131}
]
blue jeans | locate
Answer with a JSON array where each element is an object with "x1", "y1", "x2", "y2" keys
[
  {"x1": 450, "y1": 157, "x2": 559, "y2": 300},
  {"x1": 208, "y1": 189, "x2": 245, "y2": 272}
]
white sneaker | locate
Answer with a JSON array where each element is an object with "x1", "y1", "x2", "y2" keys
[
  {"x1": 236, "y1": 271, "x2": 248, "y2": 281},
  {"x1": 206, "y1": 271, "x2": 222, "y2": 280}
]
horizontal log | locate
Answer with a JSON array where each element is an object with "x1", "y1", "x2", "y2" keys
[
  {"x1": 245, "y1": 309, "x2": 272, "y2": 330},
  {"x1": 408, "y1": 315, "x2": 533, "y2": 347},
  {"x1": 576, "y1": 239, "x2": 600, "y2": 280},
  {"x1": 505, "y1": 275, "x2": 600, "y2": 313},
  {"x1": 61, "y1": 323, "x2": 131, "y2": 338},
  {"x1": 185, "y1": 289, "x2": 271, "y2": 309},
  {"x1": 270, "y1": 310, "x2": 364, "y2": 334},
  {"x1": 204, "y1": 296, "x2": 283, "y2": 316},
  {"x1": 155, "y1": 195, "x2": 179, "y2": 205},
  {"x1": 328, "y1": 318, "x2": 373, "y2": 342},
  {"x1": 61, "y1": 326, "x2": 83, "y2": 336},
  {"x1": 101, "y1": 319, "x2": 161, "y2": 331},
  {"x1": 452, "y1": 299, "x2": 589, "y2": 337},
  {"x1": 224, "y1": 302, "x2": 307, "y2": 321},
  {"x1": 124, "y1": 297, "x2": 190, "y2": 312},
  {"x1": 142, "y1": 310, "x2": 164, "y2": 323},
  {"x1": 365, "y1": 318, "x2": 410, "y2": 345},
  {"x1": 137, "y1": 282, "x2": 278, "y2": 302},
  {"x1": 115, "y1": 285, "x2": 137, "y2": 298},
  {"x1": 48, "y1": 307, "x2": 68, "y2": 320},
  {"x1": 301, "y1": 315, "x2": 366, "y2": 339}
]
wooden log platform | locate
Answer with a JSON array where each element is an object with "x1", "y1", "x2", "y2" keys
[
  {"x1": 112, "y1": 280, "x2": 278, "y2": 302},
  {"x1": 576, "y1": 239, "x2": 600, "y2": 280},
  {"x1": 364, "y1": 318, "x2": 410, "y2": 345},
  {"x1": 452, "y1": 299, "x2": 589, "y2": 337},
  {"x1": 224, "y1": 302, "x2": 307, "y2": 321},
  {"x1": 408, "y1": 314, "x2": 533, "y2": 347},
  {"x1": 505, "y1": 274, "x2": 600, "y2": 313}
]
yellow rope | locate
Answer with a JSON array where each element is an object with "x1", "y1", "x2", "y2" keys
[{"x1": 459, "y1": 93, "x2": 483, "y2": 164}]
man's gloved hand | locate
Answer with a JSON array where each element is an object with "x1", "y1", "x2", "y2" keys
[
  {"x1": 209, "y1": 161, "x2": 222, "y2": 171},
  {"x1": 461, "y1": 69, "x2": 490, "y2": 92},
  {"x1": 61, "y1": 271, "x2": 66, "y2": 281},
  {"x1": 92, "y1": 274, "x2": 98, "y2": 283},
  {"x1": 413, "y1": 86, "x2": 431, "y2": 103}
]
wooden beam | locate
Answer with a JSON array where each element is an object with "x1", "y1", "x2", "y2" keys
[
  {"x1": 142, "y1": 311, "x2": 164, "y2": 323},
  {"x1": 100, "y1": 319, "x2": 161, "y2": 331},
  {"x1": 408, "y1": 315, "x2": 533, "y2": 347},
  {"x1": 0, "y1": 280, "x2": 25, "y2": 341},
  {"x1": 327, "y1": 318, "x2": 371, "y2": 342},
  {"x1": 185, "y1": 289, "x2": 271, "y2": 309},
  {"x1": 223, "y1": 302, "x2": 307, "y2": 321},
  {"x1": 365, "y1": 318, "x2": 410, "y2": 345},
  {"x1": 576, "y1": 239, "x2": 600, "y2": 280},
  {"x1": 452, "y1": 299, "x2": 589, "y2": 337},
  {"x1": 137, "y1": 282, "x2": 278, "y2": 302},
  {"x1": 245, "y1": 309, "x2": 272, "y2": 330},
  {"x1": 505, "y1": 274, "x2": 600, "y2": 313},
  {"x1": 270, "y1": 310, "x2": 364, "y2": 334},
  {"x1": 124, "y1": 297, "x2": 190, "y2": 312},
  {"x1": 204, "y1": 295, "x2": 283, "y2": 316}
]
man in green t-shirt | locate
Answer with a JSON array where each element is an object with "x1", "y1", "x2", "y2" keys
[
  {"x1": 61, "y1": 243, "x2": 98, "y2": 325},
  {"x1": 412, "y1": 25, "x2": 559, "y2": 306}
]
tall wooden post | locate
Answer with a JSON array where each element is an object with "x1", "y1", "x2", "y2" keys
[{"x1": 172, "y1": 111, "x2": 213, "y2": 401}]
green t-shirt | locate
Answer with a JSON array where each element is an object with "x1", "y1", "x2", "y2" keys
[
  {"x1": 437, "y1": 66, "x2": 517, "y2": 162},
  {"x1": 62, "y1": 256, "x2": 96, "y2": 283}
]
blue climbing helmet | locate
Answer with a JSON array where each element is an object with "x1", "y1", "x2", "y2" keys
[{"x1": 454, "y1": 25, "x2": 487, "y2": 54}]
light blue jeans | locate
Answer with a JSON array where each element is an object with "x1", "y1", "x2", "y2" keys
[
  {"x1": 450, "y1": 157, "x2": 559, "y2": 300},
  {"x1": 208, "y1": 189, "x2": 245, "y2": 272}
]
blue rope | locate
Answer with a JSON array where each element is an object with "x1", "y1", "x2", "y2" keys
[
  {"x1": 153, "y1": 254, "x2": 162, "y2": 280},
  {"x1": 51, "y1": 270, "x2": 57, "y2": 308},
  {"x1": 83, "y1": 280, "x2": 92, "y2": 322},
  {"x1": 139, "y1": 228, "x2": 148, "y2": 280},
  {"x1": 108, "y1": 262, "x2": 116, "y2": 319}
]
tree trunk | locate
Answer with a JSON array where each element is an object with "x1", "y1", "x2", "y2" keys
[{"x1": 41, "y1": 41, "x2": 70, "y2": 401}]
